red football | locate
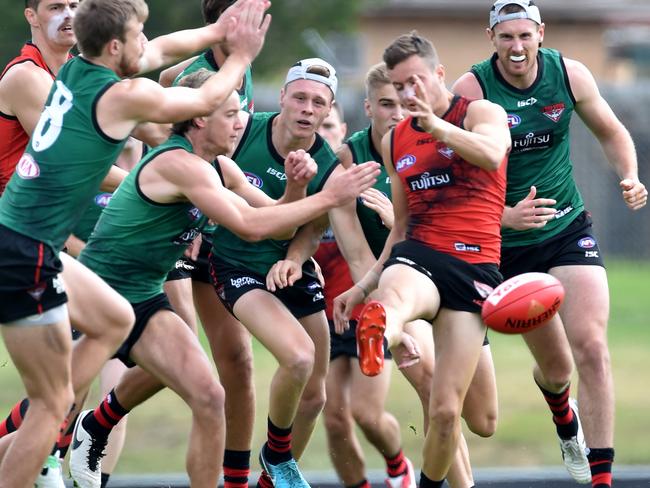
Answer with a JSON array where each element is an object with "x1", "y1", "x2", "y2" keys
[{"x1": 481, "y1": 272, "x2": 564, "y2": 334}]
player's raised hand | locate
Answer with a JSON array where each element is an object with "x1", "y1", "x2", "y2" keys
[
  {"x1": 325, "y1": 162, "x2": 380, "y2": 207},
  {"x1": 333, "y1": 285, "x2": 365, "y2": 334},
  {"x1": 224, "y1": 0, "x2": 271, "y2": 64},
  {"x1": 620, "y1": 178, "x2": 647, "y2": 211},
  {"x1": 502, "y1": 185, "x2": 557, "y2": 230},
  {"x1": 404, "y1": 74, "x2": 439, "y2": 133},
  {"x1": 285, "y1": 149, "x2": 317, "y2": 188},
  {"x1": 360, "y1": 187, "x2": 394, "y2": 229}
]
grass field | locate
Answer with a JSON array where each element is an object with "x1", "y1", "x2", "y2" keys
[{"x1": 0, "y1": 260, "x2": 648, "y2": 475}]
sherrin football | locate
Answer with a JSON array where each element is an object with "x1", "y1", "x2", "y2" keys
[{"x1": 481, "y1": 272, "x2": 564, "y2": 334}]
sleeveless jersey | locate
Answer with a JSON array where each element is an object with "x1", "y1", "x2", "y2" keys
[
  {"x1": 174, "y1": 49, "x2": 254, "y2": 114},
  {"x1": 174, "y1": 49, "x2": 254, "y2": 237},
  {"x1": 314, "y1": 126, "x2": 390, "y2": 320},
  {"x1": 0, "y1": 56, "x2": 126, "y2": 252},
  {"x1": 471, "y1": 48, "x2": 582, "y2": 246},
  {"x1": 0, "y1": 43, "x2": 69, "y2": 194},
  {"x1": 391, "y1": 97, "x2": 506, "y2": 265},
  {"x1": 212, "y1": 112, "x2": 339, "y2": 276},
  {"x1": 79, "y1": 135, "x2": 209, "y2": 303}
]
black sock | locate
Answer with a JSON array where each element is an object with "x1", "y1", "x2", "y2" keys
[
  {"x1": 83, "y1": 389, "x2": 130, "y2": 439},
  {"x1": 264, "y1": 417, "x2": 292, "y2": 465},
  {"x1": 588, "y1": 448, "x2": 615, "y2": 488},
  {"x1": 223, "y1": 449, "x2": 251, "y2": 488},
  {"x1": 419, "y1": 471, "x2": 445, "y2": 488},
  {"x1": 535, "y1": 381, "x2": 578, "y2": 439}
]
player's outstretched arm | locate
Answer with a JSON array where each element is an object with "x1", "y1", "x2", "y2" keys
[{"x1": 138, "y1": 0, "x2": 270, "y2": 74}]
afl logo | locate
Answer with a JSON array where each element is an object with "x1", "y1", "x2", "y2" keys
[
  {"x1": 396, "y1": 154, "x2": 416, "y2": 172},
  {"x1": 16, "y1": 154, "x2": 40, "y2": 179},
  {"x1": 187, "y1": 207, "x2": 203, "y2": 221},
  {"x1": 94, "y1": 193, "x2": 112, "y2": 207},
  {"x1": 244, "y1": 172, "x2": 263, "y2": 188},
  {"x1": 578, "y1": 237, "x2": 596, "y2": 249},
  {"x1": 507, "y1": 114, "x2": 521, "y2": 128}
]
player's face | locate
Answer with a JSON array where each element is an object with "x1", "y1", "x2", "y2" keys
[
  {"x1": 280, "y1": 79, "x2": 333, "y2": 139},
  {"x1": 366, "y1": 83, "x2": 404, "y2": 138},
  {"x1": 206, "y1": 91, "x2": 244, "y2": 154},
  {"x1": 117, "y1": 17, "x2": 147, "y2": 78},
  {"x1": 389, "y1": 54, "x2": 445, "y2": 113},
  {"x1": 32, "y1": 0, "x2": 78, "y2": 47},
  {"x1": 489, "y1": 19, "x2": 545, "y2": 80},
  {"x1": 317, "y1": 109, "x2": 346, "y2": 150}
]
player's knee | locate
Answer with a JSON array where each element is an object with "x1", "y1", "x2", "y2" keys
[
  {"x1": 31, "y1": 382, "x2": 75, "y2": 422},
  {"x1": 323, "y1": 406, "x2": 353, "y2": 435},
  {"x1": 298, "y1": 383, "x2": 326, "y2": 418},
  {"x1": 429, "y1": 401, "x2": 461, "y2": 440},
  {"x1": 465, "y1": 411, "x2": 497, "y2": 438},
  {"x1": 217, "y1": 345, "x2": 254, "y2": 383},
  {"x1": 188, "y1": 378, "x2": 225, "y2": 416},
  {"x1": 573, "y1": 337, "x2": 611, "y2": 377},
  {"x1": 353, "y1": 408, "x2": 385, "y2": 433},
  {"x1": 283, "y1": 351, "x2": 315, "y2": 384}
]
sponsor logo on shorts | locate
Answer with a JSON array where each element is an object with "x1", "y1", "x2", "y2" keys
[
  {"x1": 474, "y1": 280, "x2": 494, "y2": 300},
  {"x1": 438, "y1": 146, "x2": 455, "y2": 159},
  {"x1": 94, "y1": 193, "x2": 112, "y2": 208},
  {"x1": 578, "y1": 237, "x2": 596, "y2": 249},
  {"x1": 542, "y1": 102, "x2": 565, "y2": 123},
  {"x1": 395, "y1": 154, "x2": 416, "y2": 172},
  {"x1": 455, "y1": 242, "x2": 481, "y2": 253},
  {"x1": 307, "y1": 281, "x2": 321, "y2": 291},
  {"x1": 511, "y1": 129, "x2": 554, "y2": 154},
  {"x1": 27, "y1": 282, "x2": 47, "y2": 301},
  {"x1": 320, "y1": 227, "x2": 335, "y2": 242},
  {"x1": 266, "y1": 167, "x2": 287, "y2": 181},
  {"x1": 585, "y1": 251, "x2": 599, "y2": 258},
  {"x1": 16, "y1": 153, "x2": 40, "y2": 179},
  {"x1": 52, "y1": 275, "x2": 65, "y2": 294},
  {"x1": 173, "y1": 227, "x2": 201, "y2": 245},
  {"x1": 312, "y1": 291, "x2": 324, "y2": 302},
  {"x1": 407, "y1": 169, "x2": 453, "y2": 191},
  {"x1": 230, "y1": 276, "x2": 263, "y2": 288},
  {"x1": 244, "y1": 172, "x2": 263, "y2": 188},
  {"x1": 507, "y1": 114, "x2": 521, "y2": 128},
  {"x1": 174, "y1": 259, "x2": 195, "y2": 271}
]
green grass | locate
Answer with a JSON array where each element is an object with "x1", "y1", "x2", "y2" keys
[{"x1": 1, "y1": 260, "x2": 649, "y2": 473}]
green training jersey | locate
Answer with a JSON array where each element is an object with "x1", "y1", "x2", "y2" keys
[
  {"x1": 71, "y1": 191, "x2": 113, "y2": 242},
  {"x1": 174, "y1": 49, "x2": 254, "y2": 114},
  {"x1": 0, "y1": 57, "x2": 126, "y2": 252},
  {"x1": 174, "y1": 49, "x2": 254, "y2": 236},
  {"x1": 471, "y1": 48, "x2": 583, "y2": 246},
  {"x1": 79, "y1": 135, "x2": 208, "y2": 303},
  {"x1": 347, "y1": 126, "x2": 391, "y2": 257},
  {"x1": 212, "y1": 112, "x2": 339, "y2": 275}
]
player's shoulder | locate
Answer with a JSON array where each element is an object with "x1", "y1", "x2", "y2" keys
[
  {"x1": 1, "y1": 59, "x2": 52, "y2": 87},
  {"x1": 452, "y1": 71, "x2": 484, "y2": 100}
]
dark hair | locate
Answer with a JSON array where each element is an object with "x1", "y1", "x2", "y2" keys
[
  {"x1": 171, "y1": 69, "x2": 215, "y2": 136},
  {"x1": 74, "y1": 0, "x2": 148, "y2": 57},
  {"x1": 25, "y1": 0, "x2": 39, "y2": 9},
  {"x1": 201, "y1": 0, "x2": 235, "y2": 24},
  {"x1": 383, "y1": 30, "x2": 439, "y2": 71}
]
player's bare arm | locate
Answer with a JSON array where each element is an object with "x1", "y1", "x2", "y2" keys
[
  {"x1": 137, "y1": 0, "x2": 269, "y2": 74},
  {"x1": 451, "y1": 71, "x2": 485, "y2": 101},
  {"x1": 99, "y1": 165, "x2": 128, "y2": 192},
  {"x1": 158, "y1": 56, "x2": 199, "y2": 87},
  {"x1": 566, "y1": 57, "x2": 647, "y2": 210},
  {"x1": 410, "y1": 74, "x2": 509, "y2": 170},
  {"x1": 0, "y1": 62, "x2": 60, "y2": 135}
]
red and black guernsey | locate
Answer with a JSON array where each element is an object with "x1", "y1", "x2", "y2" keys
[
  {"x1": 391, "y1": 95, "x2": 507, "y2": 265},
  {"x1": 0, "y1": 43, "x2": 70, "y2": 194}
]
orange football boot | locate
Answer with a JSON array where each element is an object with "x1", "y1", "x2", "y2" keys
[{"x1": 356, "y1": 300, "x2": 387, "y2": 376}]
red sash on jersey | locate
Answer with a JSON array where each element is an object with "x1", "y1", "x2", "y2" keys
[
  {"x1": 0, "y1": 43, "x2": 69, "y2": 194},
  {"x1": 391, "y1": 96, "x2": 507, "y2": 264}
]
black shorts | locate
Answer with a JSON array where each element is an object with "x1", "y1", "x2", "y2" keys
[
  {"x1": 209, "y1": 255, "x2": 325, "y2": 320},
  {"x1": 500, "y1": 211, "x2": 605, "y2": 280},
  {"x1": 384, "y1": 239, "x2": 503, "y2": 313},
  {"x1": 0, "y1": 224, "x2": 68, "y2": 323},
  {"x1": 113, "y1": 293, "x2": 174, "y2": 368},
  {"x1": 165, "y1": 233, "x2": 212, "y2": 284},
  {"x1": 330, "y1": 319, "x2": 392, "y2": 361}
]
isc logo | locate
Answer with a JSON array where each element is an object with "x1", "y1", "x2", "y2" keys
[{"x1": 517, "y1": 97, "x2": 537, "y2": 107}]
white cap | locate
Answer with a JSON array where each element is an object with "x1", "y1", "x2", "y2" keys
[
  {"x1": 285, "y1": 58, "x2": 338, "y2": 97},
  {"x1": 490, "y1": 0, "x2": 542, "y2": 29}
]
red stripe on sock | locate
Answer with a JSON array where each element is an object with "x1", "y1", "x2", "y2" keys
[
  {"x1": 102, "y1": 402, "x2": 123, "y2": 422},
  {"x1": 268, "y1": 431, "x2": 291, "y2": 442},
  {"x1": 10, "y1": 402, "x2": 24, "y2": 429},
  {"x1": 224, "y1": 468, "x2": 250, "y2": 477},
  {"x1": 57, "y1": 432, "x2": 73, "y2": 449},
  {"x1": 553, "y1": 408, "x2": 574, "y2": 425},
  {"x1": 224, "y1": 483, "x2": 248, "y2": 488},
  {"x1": 93, "y1": 408, "x2": 113, "y2": 429},
  {"x1": 592, "y1": 472, "x2": 612, "y2": 486}
]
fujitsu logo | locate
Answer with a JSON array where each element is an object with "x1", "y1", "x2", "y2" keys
[{"x1": 406, "y1": 169, "x2": 453, "y2": 191}]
